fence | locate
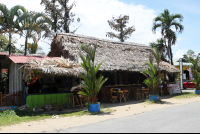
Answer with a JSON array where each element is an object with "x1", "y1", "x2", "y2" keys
[{"x1": 0, "y1": 91, "x2": 22, "y2": 107}]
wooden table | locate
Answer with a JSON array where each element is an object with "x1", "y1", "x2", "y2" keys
[
  {"x1": 131, "y1": 84, "x2": 142, "y2": 100},
  {"x1": 104, "y1": 84, "x2": 141, "y2": 101},
  {"x1": 117, "y1": 91, "x2": 125, "y2": 103}
]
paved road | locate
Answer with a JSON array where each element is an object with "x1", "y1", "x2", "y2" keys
[{"x1": 51, "y1": 101, "x2": 200, "y2": 133}]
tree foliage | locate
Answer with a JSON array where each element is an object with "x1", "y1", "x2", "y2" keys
[
  {"x1": 187, "y1": 49, "x2": 195, "y2": 58},
  {"x1": 0, "y1": 3, "x2": 27, "y2": 55},
  {"x1": 18, "y1": 11, "x2": 51, "y2": 55},
  {"x1": 150, "y1": 38, "x2": 169, "y2": 63},
  {"x1": 106, "y1": 15, "x2": 135, "y2": 42},
  {"x1": 0, "y1": 34, "x2": 22, "y2": 53},
  {"x1": 78, "y1": 44, "x2": 108, "y2": 104},
  {"x1": 41, "y1": 0, "x2": 80, "y2": 35},
  {"x1": 152, "y1": 9, "x2": 184, "y2": 65},
  {"x1": 185, "y1": 54, "x2": 200, "y2": 90}
]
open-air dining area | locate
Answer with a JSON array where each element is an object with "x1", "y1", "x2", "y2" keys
[{"x1": 101, "y1": 83, "x2": 171, "y2": 104}]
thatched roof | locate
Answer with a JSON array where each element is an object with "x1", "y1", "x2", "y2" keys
[
  {"x1": 21, "y1": 57, "x2": 84, "y2": 79},
  {"x1": 51, "y1": 33, "x2": 180, "y2": 74}
]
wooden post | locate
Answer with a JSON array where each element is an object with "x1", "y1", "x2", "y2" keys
[
  {"x1": 19, "y1": 91, "x2": 22, "y2": 106},
  {"x1": 17, "y1": 92, "x2": 19, "y2": 106},
  {"x1": 114, "y1": 71, "x2": 117, "y2": 85},
  {"x1": 0, "y1": 92, "x2": 2, "y2": 106},
  {"x1": 13, "y1": 92, "x2": 15, "y2": 106}
]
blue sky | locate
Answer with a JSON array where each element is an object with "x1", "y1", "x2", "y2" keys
[
  {"x1": 2, "y1": 0, "x2": 200, "y2": 59},
  {"x1": 120, "y1": 0, "x2": 200, "y2": 59}
]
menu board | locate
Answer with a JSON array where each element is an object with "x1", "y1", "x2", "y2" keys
[{"x1": 167, "y1": 83, "x2": 181, "y2": 95}]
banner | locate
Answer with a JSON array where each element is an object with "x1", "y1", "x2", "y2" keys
[{"x1": 167, "y1": 83, "x2": 181, "y2": 95}]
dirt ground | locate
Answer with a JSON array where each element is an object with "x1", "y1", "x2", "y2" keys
[{"x1": 1, "y1": 95, "x2": 200, "y2": 133}]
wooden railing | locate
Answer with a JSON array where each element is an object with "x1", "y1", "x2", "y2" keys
[{"x1": 0, "y1": 91, "x2": 22, "y2": 107}]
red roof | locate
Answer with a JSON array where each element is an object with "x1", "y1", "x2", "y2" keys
[
  {"x1": 0, "y1": 52, "x2": 8, "y2": 55},
  {"x1": 8, "y1": 55, "x2": 59, "y2": 64}
]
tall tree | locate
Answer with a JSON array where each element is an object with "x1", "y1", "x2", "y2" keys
[
  {"x1": 41, "y1": 0, "x2": 62, "y2": 35},
  {"x1": 152, "y1": 9, "x2": 184, "y2": 65},
  {"x1": 106, "y1": 15, "x2": 135, "y2": 42},
  {"x1": 18, "y1": 12, "x2": 51, "y2": 55},
  {"x1": 187, "y1": 49, "x2": 195, "y2": 58},
  {"x1": 41, "y1": 0, "x2": 80, "y2": 34},
  {"x1": 0, "y1": 4, "x2": 27, "y2": 55},
  {"x1": 150, "y1": 38, "x2": 169, "y2": 62}
]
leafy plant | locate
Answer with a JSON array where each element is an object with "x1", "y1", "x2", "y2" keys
[
  {"x1": 78, "y1": 44, "x2": 108, "y2": 104},
  {"x1": 0, "y1": 72, "x2": 9, "y2": 94},
  {"x1": 185, "y1": 54, "x2": 200, "y2": 90},
  {"x1": 142, "y1": 47, "x2": 164, "y2": 95}
]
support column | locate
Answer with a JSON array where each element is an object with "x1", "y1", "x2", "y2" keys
[
  {"x1": 114, "y1": 71, "x2": 117, "y2": 85},
  {"x1": 179, "y1": 58, "x2": 183, "y2": 90}
]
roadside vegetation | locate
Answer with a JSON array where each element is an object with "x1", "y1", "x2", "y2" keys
[
  {"x1": 0, "y1": 107, "x2": 114, "y2": 127},
  {"x1": 170, "y1": 92, "x2": 200, "y2": 99},
  {"x1": 145, "y1": 99, "x2": 165, "y2": 104}
]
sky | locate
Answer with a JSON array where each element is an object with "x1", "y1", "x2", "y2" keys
[{"x1": 1, "y1": 0, "x2": 200, "y2": 59}]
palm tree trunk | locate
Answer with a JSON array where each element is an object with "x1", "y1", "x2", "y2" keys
[
  {"x1": 8, "y1": 33, "x2": 12, "y2": 55},
  {"x1": 170, "y1": 47, "x2": 173, "y2": 65},
  {"x1": 24, "y1": 36, "x2": 28, "y2": 56}
]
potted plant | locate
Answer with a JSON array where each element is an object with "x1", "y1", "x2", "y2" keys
[
  {"x1": 185, "y1": 54, "x2": 200, "y2": 94},
  {"x1": 78, "y1": 44, "x2": 108, "y2": 112},
  {"x1": 142, "y1": 47, "x2": 165, "y2": 101}
]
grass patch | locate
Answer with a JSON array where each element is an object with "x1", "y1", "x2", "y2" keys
[
  {"x1": 145, "y1": 99, "x2": 165, "y2": 104},
  {"x1": 0, "y1": 107, "x2": 114, "y2": 127},
  {"x1": 171, "y1": 92, "x2": 200, "y2": 99}
]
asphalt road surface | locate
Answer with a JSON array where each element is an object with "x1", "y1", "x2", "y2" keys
[{"x1": 50, "y1": 101, "x2": 200, "y2": 133}]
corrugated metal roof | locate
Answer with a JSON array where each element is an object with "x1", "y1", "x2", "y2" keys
[
  {"x1": 173, "y1": 59, "x2": 192, "y2": 66},
  {"x1": 7, "y1": 55, "x2": 57, "y2": 64}
]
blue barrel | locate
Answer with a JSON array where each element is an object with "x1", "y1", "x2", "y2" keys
[
  {"x1": 88, "y1": 103, "x2": 100, "y2": 112},
  {"x1": 195, "y1": 90, "x2": 200, "y2": 95},
  {"x1": 149, "y1": 95, "x2": 159, "y2": 101}
]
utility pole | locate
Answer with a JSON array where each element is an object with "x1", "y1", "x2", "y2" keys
[{"x1": 179, "y1": 58, "x2": 183, "y2": 90}]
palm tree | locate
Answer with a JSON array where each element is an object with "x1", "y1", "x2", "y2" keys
[
  {"x1": 150, "y1": 38, "x2": 169, "y2": 62},
  {"x1": 18, "y1": 12, "x2": 51, "y2": 55},
  {"x1": 142, "y1": 47, "x2": 165, "y2": 95},
  {"x1": 78, "y1": 44, "x2": 108, "y2": 104},
  {"x1": 152, "y1": 9, "x2": 184, "y2": 65},
  {"x1": 0, "y1": 4, "x2": 27, "y2": 55}
]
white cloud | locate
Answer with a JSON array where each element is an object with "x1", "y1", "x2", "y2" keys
[
  {"x1": 174, "y1": 49, "x2": 187, "y2": 59},
  {"x1": 1, "y1": 0, "x2": 162, "y2": 54}
]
